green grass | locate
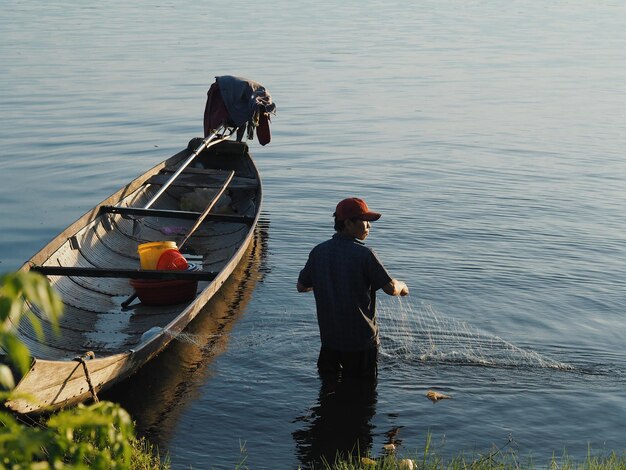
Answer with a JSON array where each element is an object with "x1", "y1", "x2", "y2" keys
[
  {"x1": 128, "y1": 436, "x2": 170, "y2": 470},
  {"x1": 312, "y1": 450, "x2": 626, "y2": 470},
  {"x1": 302, "y1": 435, "x2": 626, "y2": 470}
]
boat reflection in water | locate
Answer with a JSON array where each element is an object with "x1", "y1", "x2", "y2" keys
[{"x1": 104, "y1": 220, "x2": 268, "y2": 445}]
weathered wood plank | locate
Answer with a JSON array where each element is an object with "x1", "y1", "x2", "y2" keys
[
  {"x1": 146, "y1": 173, "x2": 258, "y2": 190},
  {"x1": 47, "y1": 242, "x2": 135, "y2": 296},
  {"x1": 161, "y1": 166, "x2": 233, "y2": 176},
  {"x1": 100, "y1": 206, "x2": 255, "y2": 224},
  {"x1": 31, "y1": 266, "x2": 218, "y2": 280}
]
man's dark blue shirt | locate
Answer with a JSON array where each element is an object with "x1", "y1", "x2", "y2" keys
[{"x1": 298, "y1": 233, "x2": 392, "y2": 351}]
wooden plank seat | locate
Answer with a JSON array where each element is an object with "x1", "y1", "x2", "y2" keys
[
  {"x1": 31, "y1": 266, "x2": 219, "y2": 281},
  {"x1": 99, "y1": 205, "x2": 255, "y2": 225},
  {"x1": 161, "y1": 166, "x2": 237, "y2": 176},
  {"x1": 146, "y1": 172, "x2": 258, "y2": 190}
]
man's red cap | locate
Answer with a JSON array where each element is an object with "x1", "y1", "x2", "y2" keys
[{"x1": 334, "y1": 197, "x2": 382, "y2": 222}]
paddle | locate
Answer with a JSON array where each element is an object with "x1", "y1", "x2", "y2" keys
[
  {"x1": 178, "y1": 170, "x2": 235, "y2": 249},
  {"x1": 121, "y1": 292, "x2": 139, "y2": 309},
  {"x1": 131, "y1": 125, "x2": 233, "y2": 237},
  {"x1": 122, "y1": 169, "x2": 236, "y2": 309},
  {"x1": 145, "y1": 127, "x2": 232, "y2": 209}
]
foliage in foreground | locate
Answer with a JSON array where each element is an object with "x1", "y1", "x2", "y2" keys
[
  {"x1": 0, "y1": 401, "x2": 166, "y2": 469},
  {"x1": 0, "y1": 271, "x2": 63, "y2": 389},
  {"x1": 0, "y1": 272, "x2": 168, "y2": 469}
]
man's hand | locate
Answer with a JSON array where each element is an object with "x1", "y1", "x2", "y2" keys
[
  {"x1": 297, "y1": 282, "x2": 313, "y2": 293},
  {"x1": 383, "y1": 279, "x2": 409, "y2": 296},
  {"x1": 397, "y1": 281, "x2": 409, "y2": 296}
]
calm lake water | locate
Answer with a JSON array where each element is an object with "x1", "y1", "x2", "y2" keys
[{"x1": 2, "y1": 1, "x2": 626, "y2": 468}]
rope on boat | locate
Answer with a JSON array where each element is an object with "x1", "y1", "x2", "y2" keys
[{"x1": 73, "y1": 351, "x2": 99, "y2": 403}]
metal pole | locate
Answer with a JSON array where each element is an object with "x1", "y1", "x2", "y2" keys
[
  {"x1": 178, "y1": 170, "x2": 235, "y2": 249},
  {"x1": 143, "y1": 126, "x2": 232, "y2": 210}
]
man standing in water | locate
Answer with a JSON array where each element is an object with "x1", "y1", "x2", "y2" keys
[{"x1": 297, "y1": 197, "x2": 409, "y2": 379}]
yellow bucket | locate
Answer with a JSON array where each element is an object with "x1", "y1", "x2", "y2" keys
[{"x1": 137, "y1": 241, "x2": 178, "y2": 270}]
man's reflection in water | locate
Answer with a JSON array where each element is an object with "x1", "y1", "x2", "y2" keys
[{"x1": 293, "y1": 374, "x2": 377, "y2": 469}]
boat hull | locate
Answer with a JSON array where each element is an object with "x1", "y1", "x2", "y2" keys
[{"x1": 5, "y1": 139, "x2": 261, "y2": 414}]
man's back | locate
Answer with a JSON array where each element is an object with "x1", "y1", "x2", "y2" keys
[{"x1": 299, "y1": 233, "x2": 392, "y2": 350}]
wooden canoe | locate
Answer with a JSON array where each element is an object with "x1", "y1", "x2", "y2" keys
[{"x1": 5, "y1": 138, "x2": 262, "y2": 414}]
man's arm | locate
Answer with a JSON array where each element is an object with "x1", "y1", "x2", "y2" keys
[
  {"x1": 297, "y1": 281, "x2": 313, "y2": 292},
  {"x1": 382, "y1": 279, "x2": 409, "y2": 296}
]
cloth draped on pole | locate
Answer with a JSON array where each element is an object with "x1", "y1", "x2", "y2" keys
[{"x1": 203, "y1": 75, "x2": 276, "y2": 146}]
